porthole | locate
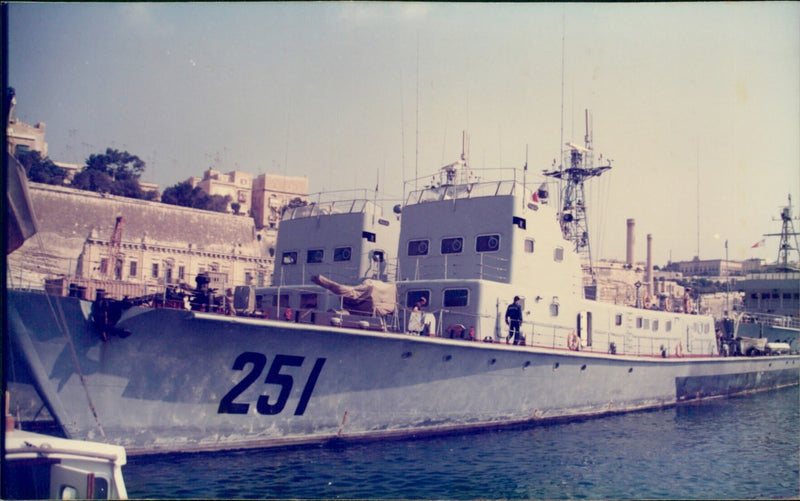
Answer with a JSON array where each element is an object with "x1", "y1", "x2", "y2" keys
[
  {"x1": 580, "y1": 364, "x2": 587, "y2": 371},
  {"x1": 443, "y1": 355, "x2": 452, "y2": 362},
  {"x1": 401, "y1": 352, "x2": 412, "y2": 359},
  {"x1": 523, "y1": 361, "x2": 531, "y2": 369},
  {"x1": 628, "y1": 368, "x2": 633, "y2": 373},
  {"x1": 553, "y1": 362, "x2": 560, "y2": 370},
  {"x1": 489, "y1": 358, "x2": 497, "y2": 365}
]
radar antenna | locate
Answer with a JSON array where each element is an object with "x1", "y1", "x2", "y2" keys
[{"x1": 543, "y1": 109, "x2": 611, "y2": 279}]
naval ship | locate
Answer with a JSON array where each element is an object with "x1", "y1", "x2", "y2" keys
[{"x1": 5, "y1": 134, "x2": 799, "y2": 455}]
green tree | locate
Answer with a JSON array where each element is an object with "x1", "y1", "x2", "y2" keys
[
  {"x1": 16, "y1": 150, "x2": 68, "y2": 185},
  {"x1": 72, "y1": 148, "x2": 147, "y2": 198},
  {"x1": 161, "y1": 181, "x2": 232, "y2": 213}
]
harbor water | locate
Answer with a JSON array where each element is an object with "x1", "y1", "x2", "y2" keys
[{"x1": 125, "y1": 386, "x2": 798, "y2": 499}]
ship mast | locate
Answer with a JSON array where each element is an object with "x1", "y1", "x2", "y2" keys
[
  {"x1": 764, "y1": 194, "x2": 800, "y2": 269},
  {"x1": 543, "y1": 109, "x2": 611, "y2": 280}
]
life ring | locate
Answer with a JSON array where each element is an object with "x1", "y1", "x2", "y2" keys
[
  {"x1": 567, "y1": 331, "x2": 580, "y2": 351},
  {"x1": 675, "y1": 341, "x2": 684, "y2": 357}
]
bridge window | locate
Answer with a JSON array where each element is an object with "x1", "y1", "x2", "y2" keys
[
  {"x1": 653, "y1": 320, "x2": 659, "y2": 331},
  {"x1": 554, "y1": 247, "x2": 564, "y2": 262},
  {"x1": 666, "y1": 320, "x2": 672, "y2": 332},
  {"x1": 476, "y1": 234, "x2": 501, "y2": 252},
  {"x1": 408, "y1": 239, "x2": 429, "y2": 256},
  {"x1": 406, "y1": 290, "x2": 430, "y2": 308},
  {"x1": 272, "y1": 294, "x2": 290, "y2": 307},
  {"x1": 306, "y1": 249, "x2": 324, "y2": 263},
  {"x1": 636, "y1": 317, "x2": 643, "y2": 328},
  {"x1": 301, "y1": 293, "x2": 318, "y2": 309},
  {"x1": 443, "y1": 289, "x2": 469, "y2": 307},
  {"x1": 282, "y1": 252, "x2": 297, "y2": 265},
  {"x1": 615, "y1": 314, "x2": 623, "y2": 326},
  {"x1": 334, "y1": 247, "x2": 352, "y2": 261},
  {"x1": 441, "y1": 237, "x2": 464, "y2": 254}
]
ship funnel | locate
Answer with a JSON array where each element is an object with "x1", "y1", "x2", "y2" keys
[{"x1": 626, "y1": 219, "x2": 635, "y2": 266}]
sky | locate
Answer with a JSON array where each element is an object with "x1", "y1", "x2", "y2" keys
[{"x1": 6, "y1": 2, "x2": 799, "y2": 267}]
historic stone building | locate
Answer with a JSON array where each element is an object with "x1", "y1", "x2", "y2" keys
[
  {"x1": 251, "y1": 173, "x2": 309, "y2": 229},
  {"x1": 7, "y1": 183, "x2": 275, "y2": 300},
  {"x1": 6, "y1": 118, "x2": 48, "y2": 158}
]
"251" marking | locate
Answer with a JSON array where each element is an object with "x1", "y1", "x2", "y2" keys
[{"x1": 218, "y1": 352, "x2": 326, "y2": 416}]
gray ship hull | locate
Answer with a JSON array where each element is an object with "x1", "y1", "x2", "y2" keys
[{"x1": 7, "y1": 290, "x2": 799, "y2": 455}]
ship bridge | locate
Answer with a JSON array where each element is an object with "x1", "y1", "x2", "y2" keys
[
  {"x1": 398, "y1": 166, "x2": 583, "y2": 300},
  {"x1": 273, "y1": 192, "x2": 399, "y2": 286}
]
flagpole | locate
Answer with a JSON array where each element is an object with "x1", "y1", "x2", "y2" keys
[{"x1": 725, "y1": 239, "x2": 729, "y2": 314}]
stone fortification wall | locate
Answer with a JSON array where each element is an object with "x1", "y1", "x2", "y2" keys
[
  {"x1": 27, "y1": 183, "x2": 257, "y2": 250},
  {"x1": 8, "y1": 183, "x2": 269, "y2": 288}
]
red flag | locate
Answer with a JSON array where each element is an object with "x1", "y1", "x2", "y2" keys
[{"x1": 751, "y1": 238, "x2": 766, "y2": 248}]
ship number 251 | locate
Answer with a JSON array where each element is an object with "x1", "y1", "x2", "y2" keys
[{"x1": 218, "y1": 352, "x2": 326, "y2": 416}]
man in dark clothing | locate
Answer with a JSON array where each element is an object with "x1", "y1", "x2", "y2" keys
[{"x1": 505, "y1": 296, "x2": 523, "y2": 345}]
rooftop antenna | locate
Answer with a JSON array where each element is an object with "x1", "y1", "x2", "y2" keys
[
  {"x1": 523, "y1": 144, "x2": 528, "y2": 210},
  {"x1": 558, "y1": 9, "x2": 566, "y2": 213},
  {"x1": 415, "y1": 37, "x2": 420, "y2": 191},
  {"x1": 544, "y1": 109, "x2": 611, "y2": 281}
]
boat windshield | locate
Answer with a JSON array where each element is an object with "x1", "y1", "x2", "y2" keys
[
  {"x1": 283, "y1": 198, "x2": 383, "y2": 221},
  {"x1": 406, "y1": 179, "x2": 523, "y2": 206}
]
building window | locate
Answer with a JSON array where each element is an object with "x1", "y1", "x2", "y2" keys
[
  {"x1": 245, "y1": 272, "x2": 253, "y2": 285},
  {"x1": 165, "y1": 267, "x2": 173, "y2": 283},
  {"x1": 525, "y1": 239, "x2": 535, "y2": 253},
  {"x1": 282, "y1": 252, "x2": 298, "y2": 265},
  {"x1": 476, "y1": 235, "x2": 500, "y2": 252},
  {"x1": 99, "y1": 258, "x2": 108, "y2": 275},
  {"x1": 443, "y1": 289, "x2": 469, "y2": 307},
  {"x1": 178, "y1": 266, "x2": 185, "y2": 281},
  {"x1": 152, "y1": 263, "x2": 159, "y2": 278},
  {"x1": 615, "y1": 314, "x2": 623, "y2": 326},
  {"x1": 441, "y1": 237, "x2": 463, "y2": 254},
  {"x1": 257, "y1": 272, "x2": 265, "y2": 287},
  {"x1": 408, "y1": 239, "x2": 429, "y2": 256},
  {"x1": 129, "y1": 261, "x2": 138, "y2": 277},
  {"x1": 334, "y1": 247, "x2": 352, "y2": 262},
  {"x1": 307, "y1": 249, "x2": 324, "y2": 263}
]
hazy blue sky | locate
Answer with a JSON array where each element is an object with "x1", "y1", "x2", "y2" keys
[{"x1": 7, "y1": 2, "x2": 799, "y2": 266}]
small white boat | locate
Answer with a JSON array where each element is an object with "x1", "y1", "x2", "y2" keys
[{"x1": 4, "y1": 415, "x2": 128, "y2": 499}]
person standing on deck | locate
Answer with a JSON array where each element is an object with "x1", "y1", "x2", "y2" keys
[{"x1": 505, "y1": 296, "x2": 523, "y2": 345}]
